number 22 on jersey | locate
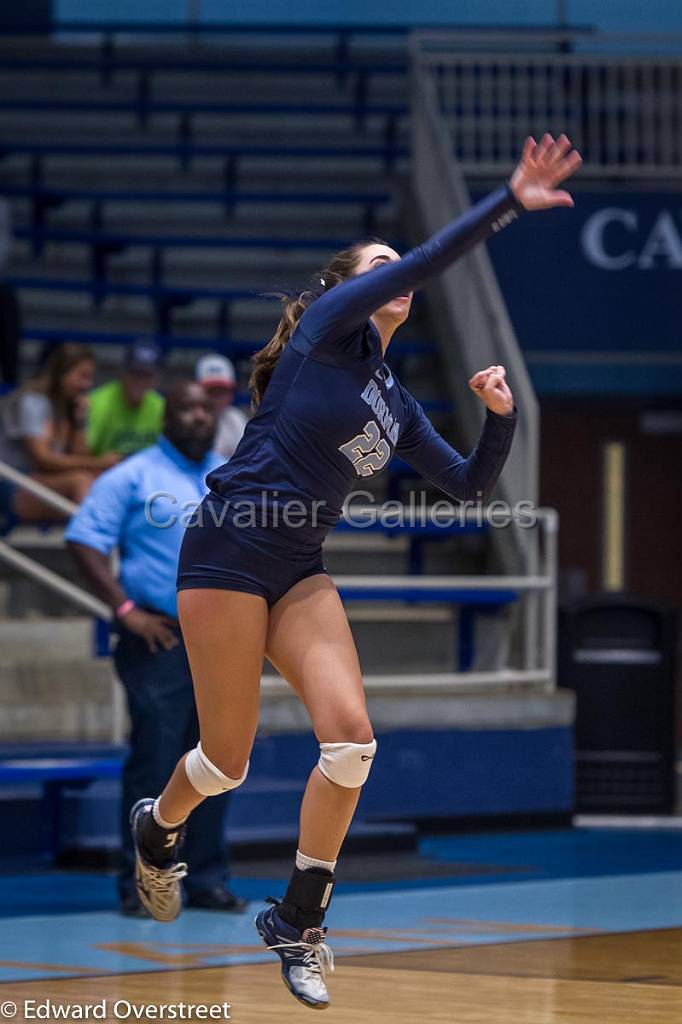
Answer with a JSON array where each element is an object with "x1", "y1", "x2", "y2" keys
[{"x1": 338, "y1": 420, "x2": 391, "y2": 477}]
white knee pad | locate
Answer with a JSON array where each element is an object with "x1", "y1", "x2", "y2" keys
[
  {"x1": 184, "y1": 742, "x2": 249, "y2": 797},
  {"x1": 317, "y1": 739, "x2": 377, "y2": 788}
]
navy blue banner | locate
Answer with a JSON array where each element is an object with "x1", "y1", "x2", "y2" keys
[
  {"x1": 476, "y1": 191, "x2": 682, "y2": 394},
  {"x1": 484, "y1": 192, "x2": 682, "y2": 354}
]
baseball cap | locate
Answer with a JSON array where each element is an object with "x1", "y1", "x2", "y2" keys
[
  {"x1": 125, "y1": 338, "x2": 162, "y2": 373},
  {"x1": 196, "y1": 353, "x2": 237, "y2": 389}
]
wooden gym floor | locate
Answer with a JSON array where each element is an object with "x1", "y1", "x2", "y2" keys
[
  {"x1": 2, "y1": 929, "x2": 682, "y2": 1022},
  {"x1": 2, "y1": 828, "x2": 682, "y2": 1021}
]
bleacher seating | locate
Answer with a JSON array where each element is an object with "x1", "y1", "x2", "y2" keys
[
  {"x1": 0, "y1": 26, "x2": 489, "y2": 540},
  {"x1": 0, "y1": 29, "x2": 411, "y2": 331},
  {"x1": 0, "y1": 25, "x2": 484, "y2": 551},
  {"x1": 0, "y1": 97, "x2": 407, "y2": 125},
  {"x1": 0, "y1": 37, "x2": 444, "y2": 410},
  {"x1": 2, "y1": 185, "x2": 393, "y2": 239},
  {"x1": 0, "y1": 27, "x2": 559, "y2": 855},
  {"x1": 0, "y1": 140, "x2": 407, "y2": 165}
]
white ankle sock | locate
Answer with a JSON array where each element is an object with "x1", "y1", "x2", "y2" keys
[
  {"x1": 152, "y1": 797, "x2": 186, "y2": 831},
  {"x1": 296, "y1": 849, "x2": 337, "y2": 873}
]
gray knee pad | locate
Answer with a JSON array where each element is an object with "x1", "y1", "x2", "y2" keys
[
  {"x1": 317, "y1": 739, "x2": 377, "y2": 788},
  {"x1": 184, "y1": 741, "x2": 249, "y2": 797}
]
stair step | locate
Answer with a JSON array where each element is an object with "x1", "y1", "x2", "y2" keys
[{"x1": 0, "y1": 618, "x2": 94, "y2": 662}]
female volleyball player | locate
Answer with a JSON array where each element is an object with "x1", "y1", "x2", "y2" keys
[{"x1": 130, "y1": 133, "x2": 581, "y2": 1009}]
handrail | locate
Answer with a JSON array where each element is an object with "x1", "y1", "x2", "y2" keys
[
  {"x1": 0, "y1": 539, "x2": 111, "y2": 620},
  {"x1": 409, "y1": 45, "x2": 540, "y2": 534},
  {"x1": 338, "y1": 505, "x2": 558, "y2": 689},
  {"x1": 0, "y1": 456, "x2": 557, "y2": 691},
  {"x1": 412, "y1": 29, "x2": 682, "y2": 53},
  {"x1": 0, "y1": 461, "x2": 78, "y2": 518},
  {"x1": 411, "y1": 29, "x2": 682, "y2": 177},
  {"x1": 261, "y1": 669, "x2": 553, "y2": 694},
  {"x1": 0, "y1": 459, "x2": 112, "y2": 621},
  {"x1": 409, "y1": 38, "x2": 544, "y2": 669},
  {"x1": 335, "y1": 575, "x2": 551, "y2": 590}
]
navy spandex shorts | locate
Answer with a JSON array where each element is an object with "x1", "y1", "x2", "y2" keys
[{"x1": 176, "y1": 492, "x2": 327, "y2": 608}]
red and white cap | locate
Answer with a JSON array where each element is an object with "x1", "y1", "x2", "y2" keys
[{"x1": 196, "y1": 353, "x2": 237, "y2": 389}]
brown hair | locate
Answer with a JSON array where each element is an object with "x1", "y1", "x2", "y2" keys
[
  {"x1": 249, "y1": 238, "x2": 389, "y2": 407},
  {"x1": 29, "y1": 342, "x2": 95, "y2": 425}
]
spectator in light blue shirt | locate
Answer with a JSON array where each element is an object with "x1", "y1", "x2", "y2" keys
[{"x1": 66, "y1": 381, "x2": 244, "y2": 917}]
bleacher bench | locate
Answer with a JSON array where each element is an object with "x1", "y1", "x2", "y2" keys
[{"x1": 0, "y1": 755, "x2": 122, "y2": 860}]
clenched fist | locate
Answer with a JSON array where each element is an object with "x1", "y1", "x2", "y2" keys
[{"x1": 468, "y1": 365, "x2": 514, "y2": 416}]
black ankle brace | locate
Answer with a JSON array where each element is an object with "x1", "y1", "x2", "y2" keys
[
  {"x1": 139, "y1": 809, "x2": 185, "y2": 867},
  {"x1": 277, "y1": 866, "x2": 336, "y2": 931}
]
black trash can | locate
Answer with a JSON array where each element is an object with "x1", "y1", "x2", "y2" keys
[{"x1": 559, "y1": 594, "x2": 677, "y2": 814}]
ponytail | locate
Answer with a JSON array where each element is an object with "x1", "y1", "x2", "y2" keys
[
  {"x1": 249, "y1": 291, "x2": 314, "y2": 408},
  {"x1": 249, "y1": 237, "x2": 389, "y2": 407}
]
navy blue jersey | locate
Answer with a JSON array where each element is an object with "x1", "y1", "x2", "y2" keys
[{"x1": 207, "y1": 185, "x2": 522, "y2": 542}]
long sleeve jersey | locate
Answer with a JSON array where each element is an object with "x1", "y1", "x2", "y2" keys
[{"x1": 206, "y1": 185, "x2": 522, "y2": 544}]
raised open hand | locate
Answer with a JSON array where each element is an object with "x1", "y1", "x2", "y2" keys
[{"x1": 510, "y1": 133, "x2": 582, "y2": 211}]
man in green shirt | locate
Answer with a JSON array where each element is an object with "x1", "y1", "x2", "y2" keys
[{"x1": 88, "y1": 339, "x2": 165, "y2": 457}]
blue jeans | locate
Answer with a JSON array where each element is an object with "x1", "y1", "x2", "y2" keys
[{"x1": 114, "y1": 623, "x2": 231, "y2": 901}]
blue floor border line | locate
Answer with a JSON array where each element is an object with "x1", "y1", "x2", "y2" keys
[
  {"x1": 1, "y1": 870, "x2": 682, "y2": 983},
  {"x1": 5, "y1": 826, "x2": 682, "y2": 917},
  {"x1": 3, "y1": 828, "x2": 682, "y2": 982}
]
